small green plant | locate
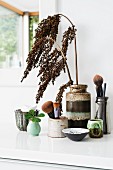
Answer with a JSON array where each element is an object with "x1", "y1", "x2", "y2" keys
[{"x1": 25, "y1": 109, "x2": 45, "y2": 123}]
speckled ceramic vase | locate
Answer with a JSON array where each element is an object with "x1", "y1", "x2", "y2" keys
[
  {"x1": 15, "y1": 109, "x2": 28, "y2": 131},
  {"x1": 66, "y1": 84, "x2": 91, "y2": 128}
]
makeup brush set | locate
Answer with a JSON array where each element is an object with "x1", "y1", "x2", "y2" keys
[
  {"x1": 42, "y1": 101, "x2": 69, "y2": 138},
  {"x1": 93, "y1": 74, "x2": 110, "y2": 134},
  {"x1": 41, "y1": 101, "x2": 61, "y2": 119}
]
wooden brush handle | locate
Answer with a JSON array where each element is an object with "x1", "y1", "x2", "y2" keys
[{"x1": 96, "y1": 86, "x2": 103, "y2": 97}]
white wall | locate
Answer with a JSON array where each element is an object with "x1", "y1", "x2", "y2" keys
[
  {"x1": 39, "y1": 0, "x2": 113, "y2": 128},
  {"x1": 58, "y1": 0, "x2": 113, "y2": 120},
  {"x1": 0, "y1": 0, "x2": 113, "y2": 130},
  {"x1": 39, "y1": 0, "x2": 57, "y2": 20}
]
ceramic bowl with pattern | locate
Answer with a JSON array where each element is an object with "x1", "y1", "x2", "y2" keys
[{"x1": 62, "y1": 128, "x2": 89, "y2": 141}]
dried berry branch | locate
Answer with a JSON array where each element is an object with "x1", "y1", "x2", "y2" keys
[
  {"x1": 36, "y1": 58, "x2": 66, "y2": 103},
  {"x1": 35, "y1": 14, "x2": 61, "y2": 41},
  {"x1": 21, "y1": 15, "x2": 61, "y2": 82},
  {"x1": 55, "y1": 80, "x2": 73, "y2": 103},
  {"x1": 62, "y1": 26, "x2": 76, "y2": 56},
  {"x1": 59, "y1": 14, "x2": 78, "y2": 84},
  {"x1": 21, "y1": 14, "x2": 77, "y2": 104},
  {"x1": 37, "y1": 48, "x2": 60, "y2": 78}
]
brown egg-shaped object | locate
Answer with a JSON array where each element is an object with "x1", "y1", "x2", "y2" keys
[
  {"x1": 41, "y1": 101, "x2": 54, "y2": 113},
  {"x1": 93, "y1": 74, "x2": 103, "y2": 86}
]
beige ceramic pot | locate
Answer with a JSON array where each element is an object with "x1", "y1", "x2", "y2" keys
[{"x1": 48, "y1": 117, "x2": 68, "y2": 138}]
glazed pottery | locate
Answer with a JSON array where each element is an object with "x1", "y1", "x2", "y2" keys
[
  {"x1": 15, "y1": 109, "x2": 28, "y2": 131},
  {"x1": 66, "y1": 84, "x2": 91, "y2": 128},
  {"x1": 62, "y1": 128, "x2": 89, "y2": 141},
  {"x1": 87, "y1": 119, "x2": 103, "y2": 138},
  {"x1": 27, "y1": 120, "x2": 41, "y2": 136}
]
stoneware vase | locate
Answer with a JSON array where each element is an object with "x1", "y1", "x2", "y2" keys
[
  {"x1": 27, "y1": 120, "x2": 41, "y2": 136},
  {"x1": 15, "y1": 109, "x2": 28, "y2": 131},
  {"x1": 66, "y1": 84, "x2": 91, "y2": 128}
]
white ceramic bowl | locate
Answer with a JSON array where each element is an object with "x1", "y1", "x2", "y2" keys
[{"x1": 62, "y1": 128, "x2": 89, "y2": 141}]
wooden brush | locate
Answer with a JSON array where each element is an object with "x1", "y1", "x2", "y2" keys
[{"x1": 93, "y1": 74, "x2": 103, "y2": 97}]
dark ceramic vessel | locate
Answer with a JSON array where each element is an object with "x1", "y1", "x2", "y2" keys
[
  {"x1": 62, "y1": 128, "x2": 89, "y2": 141},
  {"x1": 66, "y1": 84, "x2": 91, "y2": 129}
]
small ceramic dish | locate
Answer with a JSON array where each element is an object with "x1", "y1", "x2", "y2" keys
[{"x1": 62, "y1": 128, "x2": 89, "y2": 141}]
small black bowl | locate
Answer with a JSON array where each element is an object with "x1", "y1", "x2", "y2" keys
[{"x1": 62, "y1": 128, "x2": 89, "y2": 141}]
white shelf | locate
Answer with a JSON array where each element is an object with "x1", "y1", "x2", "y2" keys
[{"x1": 0, "y1": 123, "x2": 113, "y2": 169}]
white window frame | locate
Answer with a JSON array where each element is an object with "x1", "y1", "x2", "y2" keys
[{"x1": 0, "y1": 2, "x2": 39, "y2": 87}]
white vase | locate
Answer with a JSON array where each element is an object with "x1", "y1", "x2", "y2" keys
[{"x1": 48, "y1": 117, "x2": 68, "y2": 138}]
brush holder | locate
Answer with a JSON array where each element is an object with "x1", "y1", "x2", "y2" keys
[
  {"x1": 66, "y1": 84, "x2": 91, "y2": 128},
  {"x1": 48, "y1": 117, "x2": 68, "y2": 138},
  {"x1": 95, "y1": 97, "x2": 110, "y2": 134}
]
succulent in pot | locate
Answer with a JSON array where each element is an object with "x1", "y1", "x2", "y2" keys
[
  {"x1": 25, "y1": 109, "x2": 45, "y2": 136},
  {"x1": 15, "y1": 106, "x2": 38, "y2": 131}
]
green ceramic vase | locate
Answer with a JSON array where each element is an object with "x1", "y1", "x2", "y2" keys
[{"x1": 27, "y1": 120, "x2": 41, "y2": 136}]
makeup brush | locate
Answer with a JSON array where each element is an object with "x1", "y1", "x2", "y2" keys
[
  {"x1": 41, "y1": 101, "x2": 54, "y2": 118},
  {"x1": 93, "y1": 74, "x2": 103, "y2": 86},
  {"x1": 93, "y1": 74, "x2": 103, "y2": 97},
  {"x1": 53, "y1": 102, "x2": 61, "y2": 119},
  {"x1": 103, "y1": 83, "x2": 106, "y2": 97}
]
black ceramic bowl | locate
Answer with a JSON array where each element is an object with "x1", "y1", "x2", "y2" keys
[{"x1": 62, "y1": 128, "x2": 89, "y2": 141}]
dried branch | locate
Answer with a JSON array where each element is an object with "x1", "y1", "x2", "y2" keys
[
  {"x1": 21, "y1": 15, "x2": 61, "y2": 82},
  {"x1": 62, "y1": 26, "x2": 76, "y2": 56},
  {"x1": 21, "y1": 14, "x2": 77, "y2": 104},
  {"x1": 59, "y1": 14, "x2": 78, "y2": 84},
  {"x1": 55, "y1": 80, "x2": 73, "y2": 103}
]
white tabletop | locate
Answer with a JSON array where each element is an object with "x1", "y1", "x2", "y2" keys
[{"x1": 0, "y1": 122, "x2": 113, "y2": 169}]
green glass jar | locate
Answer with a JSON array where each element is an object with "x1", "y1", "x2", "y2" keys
[
  {"x1": 87, "y1": 119, "x2": 103, "y2": 138},
  {"x1": 66, "y1": 84, "x2": 91, "y2": 128}
]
